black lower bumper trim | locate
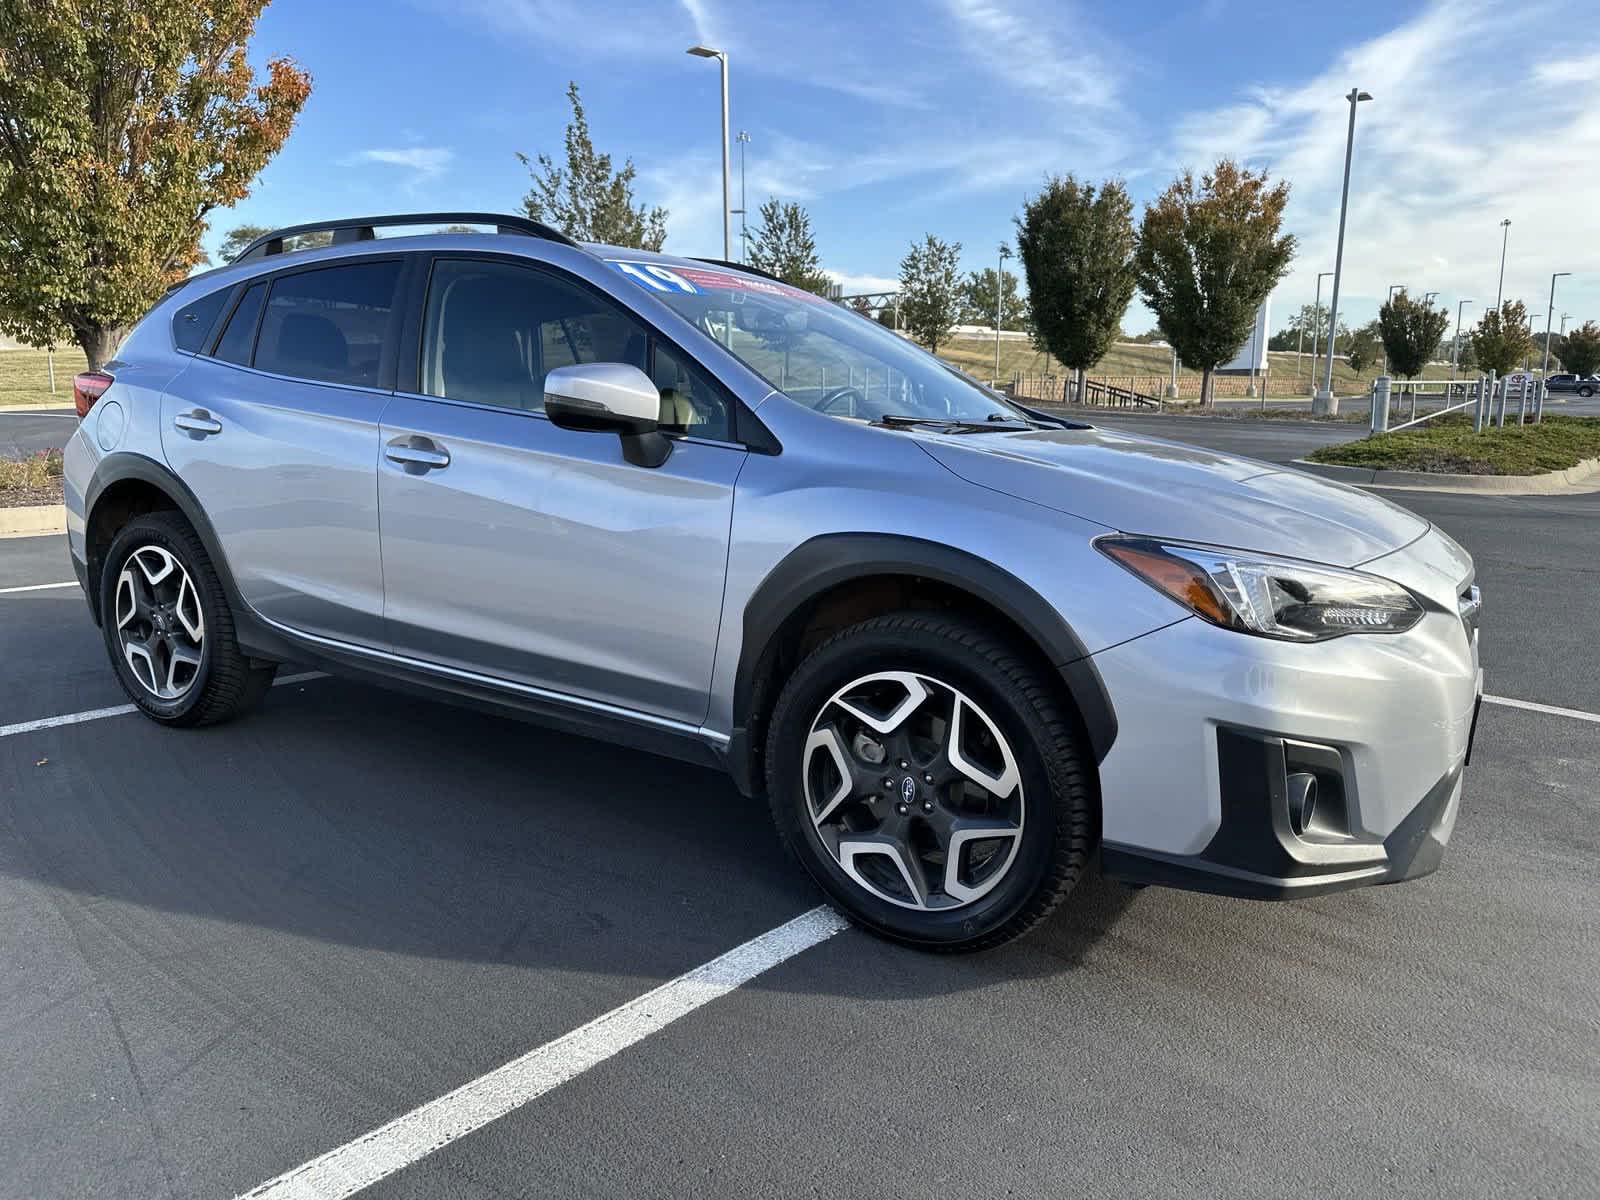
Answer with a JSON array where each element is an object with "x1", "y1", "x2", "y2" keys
[{"x1": 1102, "y1": 760, "x2": 1461, "y2": 901}]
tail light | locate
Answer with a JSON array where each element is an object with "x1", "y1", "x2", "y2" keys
[{"x1": 73, "y1": 371, "x2": 114, "y2": 418}]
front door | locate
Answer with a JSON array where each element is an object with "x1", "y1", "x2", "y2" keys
[{"x1": 377, "y1": 257, "x2": 745, "y2": 726}]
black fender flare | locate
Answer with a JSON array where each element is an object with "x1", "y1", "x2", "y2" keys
[
  {"x1": 728, "y1": 533, "x2": 1117, "y2": 792},
  {"x1": 81, "y1": 452, "x2": 246, "y2": 628}
]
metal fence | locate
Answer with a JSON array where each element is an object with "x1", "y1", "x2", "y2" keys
[{"x1": 1367, "y1": 370, "x2": 1546, "y2": 434}]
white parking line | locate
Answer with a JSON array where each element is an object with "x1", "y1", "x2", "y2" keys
[
  {"x1": 234, "y1": 905, "x2": 848, "y2": 1200},
  {"x1": 1483, "y1": 693, "x2": 1600, "y2": 725},
  {"x1": 0, "y1": 580, "x2": 76, "y2": 594},
  {"x1": 0, "y1": 671, "x2": 327, "y2": 738}
]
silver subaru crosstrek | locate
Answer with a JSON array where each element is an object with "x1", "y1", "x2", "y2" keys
[{"x1": 63, "y1": 212, "x2": 1483, "y2": 950}]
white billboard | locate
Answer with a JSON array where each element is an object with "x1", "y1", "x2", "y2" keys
[{"x1": 1216, "y1": 299, "x2": 1270, "y2": 374}]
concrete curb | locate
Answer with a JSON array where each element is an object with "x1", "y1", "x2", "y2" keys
[
  {"x1": 1291, "y1": 456, "x2": 1600, "y2": 495},
  {"x1": 0, "y1": 504, "x2": 66, "y2": 537},
  {"x1": 0, "y1": 404, "x2": 75, "y2": 415}
]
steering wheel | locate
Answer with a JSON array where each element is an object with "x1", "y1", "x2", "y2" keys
[{"x1": 813, "y1": 386, "x2": 867, "y2": 417}]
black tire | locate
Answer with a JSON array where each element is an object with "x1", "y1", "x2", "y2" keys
[
  {"x1": 764, "y1": 612, "x2": 1093, "y2": 952},
  {"x1": 98, "y1": 511, "x2": 276, "y2": 727},
  {"x1": 1579, "y1": 386, "x2": 1595, "y2": 398}
]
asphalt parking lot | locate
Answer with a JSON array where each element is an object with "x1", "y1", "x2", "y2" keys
[{"x1": 3, "y1": 419, "x2": 1597, "y2": 1199}]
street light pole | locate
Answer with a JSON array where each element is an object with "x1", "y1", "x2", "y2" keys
[
  {"x1": 734, "y1": 130, "x2": 750, "y2": 262},
  {"x1": 1317, "y1": 87, "x2": 1372, "y2": 415},
  {"x1": 1541, "y1": 272, "x2": 1570, "y2": 381},
  {"x1": 1451, "y1": 299, "x2": 1472, "y2": 381},
  {"x1": 995, "y1": 243, "x2": 1011, "y2": 383},
  {"x1": 1495, "y1": 218, "x2": 1511, "y2": 311},
  {"x1": 687, "y1": 45, "x2": 731, "y2": 260},
  {"x1": 1310, "y1": 271, "x2": 1333, "y2": 393}
]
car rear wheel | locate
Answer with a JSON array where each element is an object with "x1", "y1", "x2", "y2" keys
[
  {"x1": 1579, "y1": 386, "x2": 1595, "y2": 397},
  {"x1": 764, "y1": 612, "x2": 1093, "y2": 951},
  {"x1": 99, "y1": 512, "x2": 276, "y2": 726}
]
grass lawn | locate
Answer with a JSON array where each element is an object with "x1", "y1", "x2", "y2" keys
[
  {"x1": 1308, "y1": 415, "x2": 1600, "y2": 475},
  {"x1": 0, "y1": 347, "x2": 88, "y2": 408}
]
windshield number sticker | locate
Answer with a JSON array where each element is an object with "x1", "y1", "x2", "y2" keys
[{"x1": 607, "y1": 259, "x2": 829, "y2": 303}]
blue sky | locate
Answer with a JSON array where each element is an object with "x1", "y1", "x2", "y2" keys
[{"x1": 218, "y1": 0, "x2": 1600, "y2": 340}]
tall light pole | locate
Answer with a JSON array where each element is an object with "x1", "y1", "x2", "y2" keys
[
  {"x1": 1309, "y1": 271, "x2": 1333, "y2": 392},
  {"x1": 1495, "y1": 218, "x2": 1511, "y2": 310},
  {"x1": 1541, "y1": 272, "x2": 1570, "y2": 380},
  {"x1": 995, "y1": 243, "x2": 1011, "y2": 383},
  {"x1": 1451, "y1": 299, "x2": 1472, "y2": 381},
  {"x1": 1317, "y1": 87, "x2": 1372, "y2": 415},
  {"x1": 733, "y1": 130, "x2": 751, "y2": 262},
  {"x1": 687, "y1": 45, "x2": 731, "y2": 260}
]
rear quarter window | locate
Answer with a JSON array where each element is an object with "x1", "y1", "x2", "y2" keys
[{"x1": 171, "y1": 287, "x2": 231, "y2": 353}]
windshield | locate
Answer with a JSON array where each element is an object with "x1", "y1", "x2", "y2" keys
[{"x1": 607, "y1": 258, "x2": 1028, "y2": 424}]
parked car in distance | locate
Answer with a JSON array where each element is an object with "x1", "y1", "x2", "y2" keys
[
  {"x1": 62, "y1": 212, "x2": 1483, "y2": 951},
  {"x1": 1544, "y1": 374, "x2": 1598, "y2": 397}
]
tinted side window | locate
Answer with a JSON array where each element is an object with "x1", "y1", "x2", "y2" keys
[
  {"x1": 254, "y1": 261, "x2": 401, "y2": 388},
  {"x1": 212, "y1": 282, "x2": 267, "y2": 365},
  {"x1": 650, "y1": 342, "x2": 732, "y2": 440},
  {"x1": 421, "y1": 258, "x2": 730, "y2": 438},
  {"x1": 172, "y1": 287, "x2": 230, "y2": 353}
]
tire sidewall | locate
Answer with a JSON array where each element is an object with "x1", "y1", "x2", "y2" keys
[
  {"x1": 767, "y1": 622, "x2": 1070, "y2": 947},
  {"x1": 99, "y1": 516, "x2": 217, "y2": 722}
]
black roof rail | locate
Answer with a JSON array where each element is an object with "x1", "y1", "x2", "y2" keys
[
  {"x1": 689, "y1": 257, "x2": 788, "y2": 285},
  {"x1": 231, "y1": 212, "x2": 581, "y2": 263}
]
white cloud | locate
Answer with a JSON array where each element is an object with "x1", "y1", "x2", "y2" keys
[
  {"x1": 1165, "y1": 0, "x2": 1600, "y2": 328},
  {"x1": 349, "y1": 147, "x2": 454, "y2": 183},
  {"x1": 826, "y1": 269, "x2": 899, "y2": 294},
  {"x1": 942, "y1": 0, "x2": 1117, "y2": 111},
  {"x1": 1534, "y1": 51, "x2": 1600, "y2": 84}
]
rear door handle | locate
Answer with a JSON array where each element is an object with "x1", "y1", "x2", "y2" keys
[
  {"x1": 385, "y1": 436, "x2": 450, "y2": 471},
  {"x1": 173, "y1": 411, "x2": 222, "y2": 436}
]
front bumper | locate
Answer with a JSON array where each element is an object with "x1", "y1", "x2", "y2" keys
[{"x1": 1087, "y1": 540, "x2": 1480, "y2": 899}]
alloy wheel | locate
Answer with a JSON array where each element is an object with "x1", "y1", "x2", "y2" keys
[
  {"x1": 803, "y1": 670, "x2": 1026, "y2": 911},
  {"x1": 114, "y1": 545, "x2": 205, "y2": 701}
]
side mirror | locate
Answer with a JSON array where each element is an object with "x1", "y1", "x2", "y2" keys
[{"x1": 544, "y1": 362, "x2": 671, "y2": 468}]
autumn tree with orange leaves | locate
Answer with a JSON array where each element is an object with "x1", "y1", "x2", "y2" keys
[{"x1": 0, "y1": 1, "x2": 310, "y2": 368}]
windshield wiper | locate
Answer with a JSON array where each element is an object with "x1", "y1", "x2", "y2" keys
[{"x1": 875, "y1": 414, "x2": 1032, "y2": 434}]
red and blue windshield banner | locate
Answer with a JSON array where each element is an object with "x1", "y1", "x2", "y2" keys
[{"x1": 606, "y1": 258, "x2": 826, "y2": 303}]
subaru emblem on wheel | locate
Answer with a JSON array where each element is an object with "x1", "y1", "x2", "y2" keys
[{"x1": 61, "y1": 211, "x2": 1481, "y2": 952}]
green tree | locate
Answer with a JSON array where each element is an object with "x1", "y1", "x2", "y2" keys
[
  {"x1": 520, "y1": 82, "x2": 667, "y2": 250},
  {"x1": 219, "y1": 223, "x2": 271, "y2": 261},
  {"x1": 747, "y1": 198, "x2": 829, "y2": 294},
  {"x1": 1135, "y1": 161, "x2": 1294, "y2": 407},
  {"x1": 1561, "y1": 321, "x2": 1600, "y2": 377},
  {"x1": 1469, "y1": 301, "x2": 1534, "y2": 376},
  {"x1": 959, "y1": 265, "x2": 1028, "y2": 330},
  {"x1": 1345, "y1": 321, "x2": 1381, "y2": 375},
  {"x1": 0, "y1": 2, "x2": 311, "y2": 370},
  {"x1": 1377, "y1": 290, "x2": 1449, "y2": 382},
  {"x1": 897, "y1": 234, "x2": 963, "y2": 354},
  {"x1": 1016, "y1": 175, "x2": 1137, "y2": 401}
]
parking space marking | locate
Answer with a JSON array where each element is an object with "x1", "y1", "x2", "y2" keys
[
  {"x1": 1484, "y1": 693, "x2": 1600, "y2": 725},
  {"x1": 235, "y1": 905, "x2": 848, "y2": 1200},
  {"x1": 0, "y1": 671, "x2": 326, "y2": 739},
  {"x1": 0, "y1": 580, "x2": 76, "y2": 595}
]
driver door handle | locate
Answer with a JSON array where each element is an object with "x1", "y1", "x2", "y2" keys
[
  {"x1": 173, "y1": 410, "x2": 222, "y2": 436},
  {"x1": 385, "y1": 436, "x2": 450, "y2": 470}
]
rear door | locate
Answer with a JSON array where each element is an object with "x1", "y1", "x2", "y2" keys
[
  {"x1": 376, "y1": 255, "x2": 745, "y2": 725},
  {"x1": 160, "y1": 256, "x2": 407, "y2": 644}
]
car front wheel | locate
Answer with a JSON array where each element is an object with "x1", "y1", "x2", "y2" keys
[{"x1": 764, "y1": 613, "x2": 1093, "y2": 951}]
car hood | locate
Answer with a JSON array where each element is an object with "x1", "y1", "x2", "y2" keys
[{"x1": 916, "y1": 425, "x2": 1428, "y2": 567}]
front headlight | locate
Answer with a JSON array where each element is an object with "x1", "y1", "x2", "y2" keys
[{"x1": 1096, "y1": 536, "x2": 1424, "y2": 642}]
